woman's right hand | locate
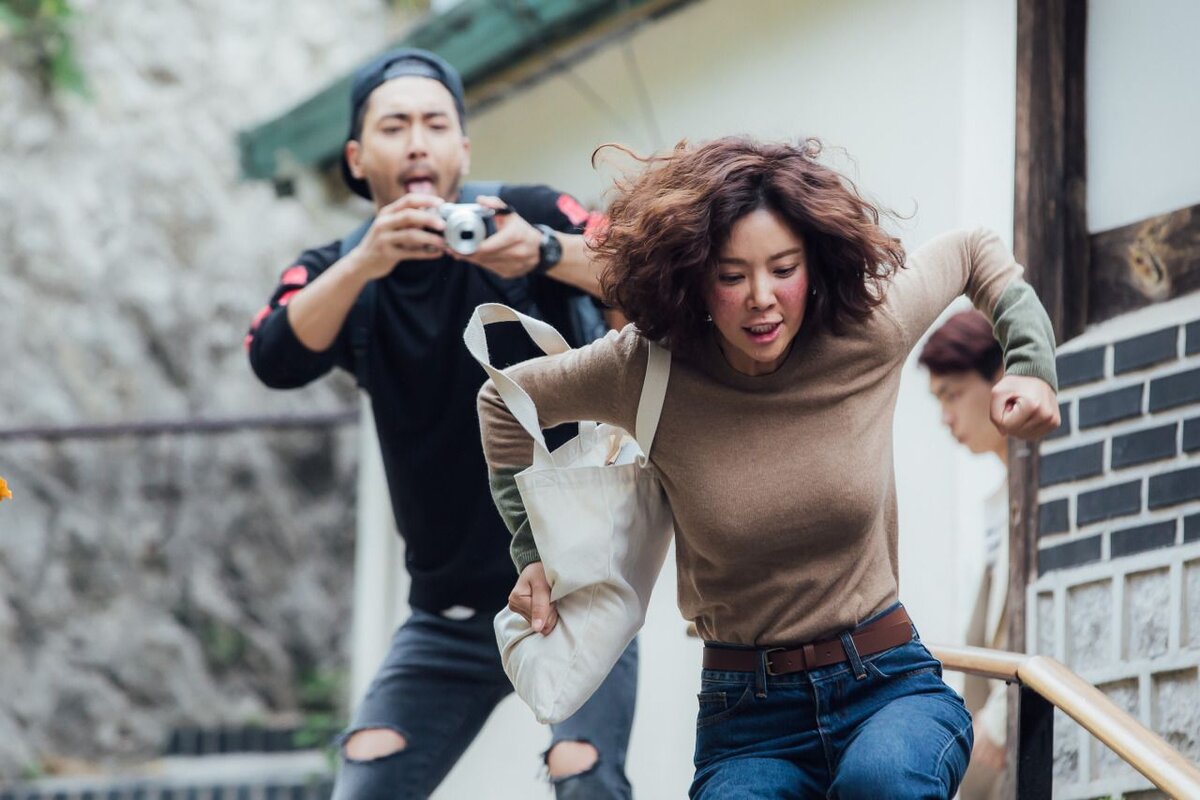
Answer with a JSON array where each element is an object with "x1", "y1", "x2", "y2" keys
[{"x1": 509, "y1": 562, "x2": 558, "y2": 635}]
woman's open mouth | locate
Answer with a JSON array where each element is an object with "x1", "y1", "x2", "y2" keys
[{"x1": 743, "y1": 321, "x2": 782, "y2": 344}]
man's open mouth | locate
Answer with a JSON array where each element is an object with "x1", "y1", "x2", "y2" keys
[{"x1": 403, "y1": 173, "x2": 438, "y2": 195}]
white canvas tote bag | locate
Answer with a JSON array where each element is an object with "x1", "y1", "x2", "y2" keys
[{"x1": 464, "y1": 302, "x2": 674, "y2": 723}]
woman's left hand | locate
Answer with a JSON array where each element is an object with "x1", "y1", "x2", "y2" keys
[{"x1": 990, "y1": 375, "x2": 1060, "y2": 440}]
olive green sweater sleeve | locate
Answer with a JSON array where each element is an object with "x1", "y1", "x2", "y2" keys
[
  {"x1": 885, "y1": 228, "x2": 1058, "y2": 390},
  {"x1": 992, "y1": 280, "x2": 1059, "y2": 390},
  {"x1": 489, "y1": 466, "x2": 540, "y2": 572}
]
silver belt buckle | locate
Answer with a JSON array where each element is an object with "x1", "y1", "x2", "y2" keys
[{"x1": 764, "y1": 647, "x2": 787, "y2": 676}]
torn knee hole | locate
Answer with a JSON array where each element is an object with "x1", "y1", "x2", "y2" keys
[
  {"x1": 343, "y1": 727, "x2": 408, "y2": 761},
  {"x1": 546, "y1": 740, "x2": 599, "y2": 779}
]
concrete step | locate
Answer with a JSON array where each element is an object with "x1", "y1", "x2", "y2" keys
[{"x1": 1, "y1": 751, "x2": 334, "y2": 800}]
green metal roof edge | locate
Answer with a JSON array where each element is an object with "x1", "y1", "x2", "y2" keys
[{"x1": 238, "y1": 0, "x2": 652, "y2": 182}]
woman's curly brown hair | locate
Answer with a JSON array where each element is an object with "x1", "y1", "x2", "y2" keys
[{"x1": 593, "y1": 136, "x2": 906, "y2": 349}]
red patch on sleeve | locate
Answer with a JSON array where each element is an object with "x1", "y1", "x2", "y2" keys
[
  {"x1": 278, "y1": 289, "x2": 300, "y2": 307},
  {"x1": 244, "y1": 304, "x2": 273, "y2": 350},
  {"x1": 556, "y1": 194, "x2": 590, "y2": 227},
  {"x1": 583, "y1": 212, "x2": 609, "y2": 243},
  {"x1": 280, "y1": 266, "x2": 309, "y2": 287},
  {"x1": 249, "y1": 305, "x2": 270, "y2": 331}
]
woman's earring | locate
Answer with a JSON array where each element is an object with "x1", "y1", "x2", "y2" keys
[
  {"x1": 810, "y1": 287, "x2": 817, "y2": 296},
  {"x1": 705, "y1": 314, "x2": 713, "y2": 322}
]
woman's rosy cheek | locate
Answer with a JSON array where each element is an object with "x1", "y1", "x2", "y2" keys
[
  {"x1": 704, "y1": 285, "x2": 742, "y2": 317},
  {"x1": 776, "y1": 271, "x2": 811, "y2": 314},
  {"x1": 773, "y1": 282, "x2": 808, "y2": 314}
]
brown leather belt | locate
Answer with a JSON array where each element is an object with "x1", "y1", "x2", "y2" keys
[{"x1": 702, "y1": 607, "x2": 914, "y2": 676}]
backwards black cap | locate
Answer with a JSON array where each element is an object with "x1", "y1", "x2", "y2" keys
[{"x1": 340, "y1": 47, "x2": 467, "y2": 199}]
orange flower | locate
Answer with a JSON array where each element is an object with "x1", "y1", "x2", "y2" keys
[{"x1": 0, "y1": 477, "x2": 11, "y2": 502}]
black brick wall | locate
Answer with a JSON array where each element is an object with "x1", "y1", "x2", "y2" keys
[
  {"x1": 1186, "y1": 321, "x2": 1200, "y2": 355},
  {"x1": 1040, "y1": 442, "x2": 1104, "y2": 486},
  {"x1": 1148, "y1": 466, "x2": 1200, "y2": 509},
  {"x1": 1113, "y1": 327, "x2": 1178, "y2": 374},
  {"x1": 1079, "y1": 385, "x2": 1143, "y2": 429},
  {"x1": 1111, "y1": 424, "x2": 1177, "y2": 469},
  {"x1": 1185, "y1": 417, "x2": 1200, "y2": 453},
  {"x1": 1036, "y1": 312, "x2": 1200, "y2": 574},
  {"x1": 1038, "y1": 499, "x2": 1070, "y2": 535},
  {"x1": 1149, "y1": 367, "x2": 1200, "y2": 412},
  {"x1": 1038, "y1": 535, "x2": 1102, "y2": 573},
  {"x1": 1110, "y1": 520, "x2": 1177, "y2": 558},
  {"x1": 1076, "y1": 481, "x2": 1142, "y2": 526},
  {"x1": 1057, "y1": 347, "x2": 1106, "y2": 388}
]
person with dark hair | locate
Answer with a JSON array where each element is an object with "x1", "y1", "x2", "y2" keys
[
  {"x1": 920, "y1": 309, "x2": 1007, "y2": 458},
  {"x1": 920, "y1": 309, "x2": 1014, "y2": 800},
  {"x1": 247, "y1": 47, "x2": 635, "y2": 800},
  {"x1": 478, "y1": 136, "x2": 1060, "y2": 798}
]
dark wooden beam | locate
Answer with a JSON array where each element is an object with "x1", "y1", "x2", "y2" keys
[
  {"x1": 1089, "y1": 203, "x2": 1200, "y2": 324},
  {"x1": 1013, "y1": 0, "x2": 1089, "y2": 344},
  {"x1": 1011, "y1": 0, "x2": 1088, "y2": 655},
  {"x1": 1009, "y1": 0, "x2": 1087, "y2": 794}
]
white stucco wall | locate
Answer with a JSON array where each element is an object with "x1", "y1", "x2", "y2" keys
[{"x1": 1086, "y1": 0, "x2": 1200, "y2": 233}]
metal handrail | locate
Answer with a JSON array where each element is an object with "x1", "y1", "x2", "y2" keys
[
  {"x1": 0, "y1": 409, "x2": 359, "y2": 441},
  {"x1": 931, "y1": 643, "x2": 1200, "y2": 799}
]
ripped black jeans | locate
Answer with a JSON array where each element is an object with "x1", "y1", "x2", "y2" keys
[{"x1": 332, "y1": 607, "x2": 637, "y2": 800}]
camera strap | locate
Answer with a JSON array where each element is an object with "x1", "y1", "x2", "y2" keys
[{"x1": 458, "y1": 181, "x2": 537, "y2": 319}]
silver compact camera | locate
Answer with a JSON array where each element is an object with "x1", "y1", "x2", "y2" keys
[{"x1": 437, "y1": 203, "x2": 497, "y2": 256}]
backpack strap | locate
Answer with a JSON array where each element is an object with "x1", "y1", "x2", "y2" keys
[
  {"x1": 339, "y1": 219, "x2": 376, "y2": 391},
  {"x1": 458, "y1": 181, "x2": 538, "y2": 316},
  {"x1": 458, "y1": 180, "x2": 502, "y2": 203}
]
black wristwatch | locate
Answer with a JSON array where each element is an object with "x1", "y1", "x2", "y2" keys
[{"x1": 532, "y1": 224, "x2": 563, "y2": 275}]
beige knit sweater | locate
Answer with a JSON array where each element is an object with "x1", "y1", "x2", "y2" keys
[{"x1": 479, "y1": 228, "x2": 1057, "y2": 646}]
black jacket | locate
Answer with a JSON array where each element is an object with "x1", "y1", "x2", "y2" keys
[{"x1": 247, "y1": 184, "x2": 600, "y2": 613}]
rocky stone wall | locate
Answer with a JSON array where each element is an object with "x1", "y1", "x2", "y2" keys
[{"x1": 0, "y1": 0, "x2": 401, "y2": 777}]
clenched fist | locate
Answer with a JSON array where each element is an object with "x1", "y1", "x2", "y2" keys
[{"x1": 990, "y1": 375, "x2": 1060, "y2": 440}]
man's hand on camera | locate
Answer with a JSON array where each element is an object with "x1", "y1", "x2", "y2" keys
[
  {"x1": 509, "y1": 561, "x2": 558, "y2": 636},
  {"x1": 350, "y1": 194, "x2": 448, "y2": 278},
  {"x1": 451, "y1": 195, "x2": 543, "y2": 279}
]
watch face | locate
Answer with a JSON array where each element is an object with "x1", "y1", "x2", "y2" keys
[{"x1": 539, "y1": 225, "x2": 563, "y2": 268}]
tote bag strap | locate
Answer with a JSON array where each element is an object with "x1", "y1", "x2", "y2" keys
[
  {"x1": 464, "y1": 303, "x2": 570, "y2": 463},
  {"x1": 466, "y1": 302, "x2": 671, "y2": 463},
  {"x1": 634, "y1": 342, "x2": 671, "y2": 457},
  {"x1": 466, "y1": 302, "x2": 571, "y2": 361}
]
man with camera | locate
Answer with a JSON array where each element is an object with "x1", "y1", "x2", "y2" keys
[{"x1": 247, "y1": 48, "x2": 635, "y2": 799}]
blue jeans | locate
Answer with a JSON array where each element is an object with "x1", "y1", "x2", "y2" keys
[
  {"x1": 331, "y1": 608, "x2": 637, "y2": 800},
  {"x1": 691, "y1": 605, "x2": 972, "y2": 799}
]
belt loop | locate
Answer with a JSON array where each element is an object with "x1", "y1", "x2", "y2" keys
[
  {"x1": 755, "y1": 650, "x2": 769, "y2": 698},
  {"x1": 840, "y1": 631, "x2": 867, "y2": 681}
]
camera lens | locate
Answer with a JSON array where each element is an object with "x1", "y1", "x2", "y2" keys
[{"x1": 439, "y1": 203, "x2": 489, "y2": 255}]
